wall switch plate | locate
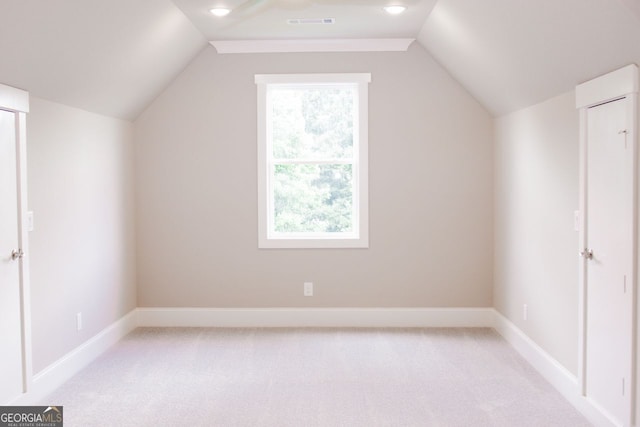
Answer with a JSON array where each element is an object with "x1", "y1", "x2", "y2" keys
[
  {"x1": 304, "y1": 282, "x2": 313, "y2": 297},
  {"x1": 523, "y1": 304, "x2": 528, "y2": 321},
  {"x1": 76, "y1": 312, "x2": 83, "y2": 331}
]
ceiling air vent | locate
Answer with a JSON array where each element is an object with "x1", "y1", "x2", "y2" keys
[{"x1": 287, "y1": 18, "x2": 335, "y2": 25}]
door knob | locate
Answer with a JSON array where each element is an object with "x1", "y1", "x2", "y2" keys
[
  {"x1": 11, "y1": 249, "x2": 24, "y2": 261},
  {"x1": 580, "y1": 249, "x2": 593, "y2": 260}
]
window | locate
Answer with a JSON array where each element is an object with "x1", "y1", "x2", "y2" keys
[{"x1": 255, "y1": 73, "x2": 370, "y2": 248}]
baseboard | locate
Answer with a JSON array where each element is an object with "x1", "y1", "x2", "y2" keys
[
  {"x1": 492, "y1": 311, "x2": 616, "y2": 427},
  {"x1": 8, "y1": 305, "x2": 617, "y2": 427},
  {"x1": 136, "y1": 307, "x2": 496, "y2": 328},
  {"x1": 10, "y1": 309, "x2": 138, "y2": 405}
]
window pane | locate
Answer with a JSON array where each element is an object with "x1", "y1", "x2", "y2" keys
[
  {"x1": 271, "y1": 87, "x2": 354, "y2": 160},
  {"x1": 273, "y1": 164, "x2": 353, "y2": 233}
]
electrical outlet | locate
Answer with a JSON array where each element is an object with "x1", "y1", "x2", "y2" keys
[
  {"x1": 76, "y1": 312, "x2": 83, "y2": 331},
  {"x1": 523, "y1": 304, "x2": 528, "y2": 321},
  {"x1": 304, "y1": 282, "x2": 313, "y2": 297}
]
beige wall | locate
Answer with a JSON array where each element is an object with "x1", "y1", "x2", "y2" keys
[
  {"x1": 134, "y1": 43, "x2": 494, "y2": 308},
  {"x1": 27, "y1": 97, "x2": 137, "y2": 373},
  {"x1": 494, "y1": 91, "x2": 580, "y2": 374}
]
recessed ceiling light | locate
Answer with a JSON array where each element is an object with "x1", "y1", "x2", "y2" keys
[
  {"x1": 383, "y1": 5, "x2": 407, "y2": 15},
  {"x1": 210, "y1": 7, "x2": 231, "y2": 17}
]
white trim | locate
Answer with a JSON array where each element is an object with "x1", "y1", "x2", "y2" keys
[
  {"x1": 210, "y1": 38, "x2": 415, "y2": 54},
  {"x1": 135, "y1": 307, "x2": 495, "y2": 328},
  {"x1": 16, "y1": 111, "x2": 33, "y2": 397},
  {"x1": 493, "y1": 312, "x2": 618, "y2": 427},
  {"x1": 577, "y1": 106, "x2": 588, "y2": 397},
  {"x1": 9, "y1": 310, "x2": 138, "y2": 405},
  {"x1": 635, "y1": 91, "x2": 640, "y2": 427},
  {"x1": 0, "y1": 85, "x2": 31, "y2": 405},
  {"x1": 255, "y1": 73, "x2": 372, "y2": 85},
  {"x1": 575, "y1": 64, "x2": 639, "y2": 109},
  {"x1": 0, "y1": 83, "x2": 28, "y2": 113},
  {"x1": 255, "y1": 73, "x2": 370, "y2": 249}
]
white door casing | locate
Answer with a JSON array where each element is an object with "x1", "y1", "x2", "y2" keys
[
  {"x1": 0, "y1": 84, "x2": 30, "y2": 404},
  {"x1": 577, "y1": 65, "x2": 638, "y2": 427},
  {"x1": 0, "y1": 109, "x2": 23, "y2": 403}
]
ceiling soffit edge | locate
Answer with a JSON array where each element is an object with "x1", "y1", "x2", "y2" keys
[{"x1": 209, "y1": 38, "x2": 416, "y2": 54}]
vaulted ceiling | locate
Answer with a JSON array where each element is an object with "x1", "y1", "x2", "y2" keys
[
  {"x1": 420, "y1": 0, "x2": 640, "y2": 115},
  {"x1": 0, "y1": 0, "x2": 638, "y2": 120},
  {"x1": 0, "y1": 0, "x2": 207, "y2": 119}
]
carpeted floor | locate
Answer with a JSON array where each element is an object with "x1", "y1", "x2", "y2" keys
[{"x1": 41, "y1": 327, "x2": 592, "y2": 426}]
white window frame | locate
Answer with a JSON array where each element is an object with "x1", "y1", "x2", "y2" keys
[{"x1": 255, "y1": 73, "x2": 370, "y2": 249}]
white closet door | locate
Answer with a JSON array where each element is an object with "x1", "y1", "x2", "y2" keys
[
  {"x1": 0, "y1": 108, "x2": 24, "y2": 403},
  {"x1": 584, "y1": 97, "x2": 634, "y2": 426}
]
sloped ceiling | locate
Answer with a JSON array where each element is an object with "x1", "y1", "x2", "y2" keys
[
  {"x1": 0, "y1": 0, "x2": 638, "y2": 120},
  {"x1": 0, "y1": 0, "x2": 206, "y2": 120},
  {"x1": 419, "y1": 0, "x2": 640, "y2": 116}
]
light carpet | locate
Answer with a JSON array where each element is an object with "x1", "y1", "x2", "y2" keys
[{"x1": 41, "y1": 327, "x2": 592, "y2": 426}]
